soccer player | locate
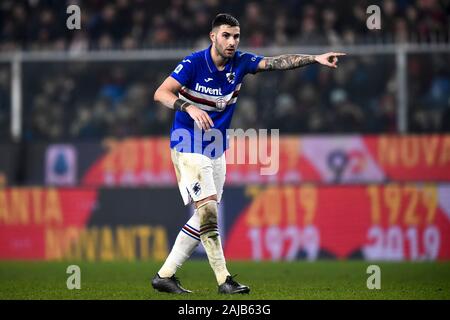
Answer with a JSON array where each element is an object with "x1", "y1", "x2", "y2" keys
[{"x1": 152, "y1": 13, "x2": 345, "y2": 294}]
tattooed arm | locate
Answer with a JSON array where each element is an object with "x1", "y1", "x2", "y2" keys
[
  {"x1": 258, "y1": 54, "x2": 317, "y2": 71},
  {"x1": 257, "y1": 52, "x2": 346, "y2": 72}
]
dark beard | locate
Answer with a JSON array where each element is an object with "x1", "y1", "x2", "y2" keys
[{"x1": 215, "y1": 43, "x2": 234, "y2": 59}]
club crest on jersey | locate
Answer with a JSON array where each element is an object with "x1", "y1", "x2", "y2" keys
[
  {"x1": 215, "y1": 97, "x2": 227, "y2": 111},
  {"x1": 226, "y1": 72, "x2": 236, "y2": 84}
]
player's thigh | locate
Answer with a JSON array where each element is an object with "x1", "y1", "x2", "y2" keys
[
  {"x1": 171, "y1": 149, "x2": 217, "y2": 203},
  {"x1": 212, "y1": 153, "x2": 226, "y2": 203}
]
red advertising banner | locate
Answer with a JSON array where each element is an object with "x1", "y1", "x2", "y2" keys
[
  {"x1": 0, "y1": 188, "x2": 182, "y2": 261},
  {"x1": 81, "y1": 135, "x2": 450, "y2": 186},
  {"x1": 224, "y1": 184, "x2": 450, "y2": 261},
  {"x1": 0, "y1": 188, "x2": 97, "y2": 259},
  {"x1": 1, "y1": 185, "x2": 449, "y2": 261}
]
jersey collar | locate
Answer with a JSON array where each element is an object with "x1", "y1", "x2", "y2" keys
[{"x1": 205, "y1": 45, "x2": 233, "y2": 74}]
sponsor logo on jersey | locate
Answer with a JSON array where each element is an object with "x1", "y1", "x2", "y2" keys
[{"x1": 195, "y1": 83, "x2": 222, "y2": 96}]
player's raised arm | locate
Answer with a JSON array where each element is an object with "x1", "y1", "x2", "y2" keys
[
  {"x1": 154, "y1": 76, "x2": 214, "y2": 131},
  {"x1": 256, "y1": 52, "x2": 346, "y2": 72}
]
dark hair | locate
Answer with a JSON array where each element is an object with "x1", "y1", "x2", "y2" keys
[{"x1": 211, "y1": 13, "x2": 240, "y2": 29}]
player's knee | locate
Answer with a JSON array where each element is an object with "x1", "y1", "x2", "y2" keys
[
  {"x1": 197, "y1": 200, "x2": 219, "y2": 238},
  {"x1": 197, "y1": 200, "x2": 218, "y2": 224}
]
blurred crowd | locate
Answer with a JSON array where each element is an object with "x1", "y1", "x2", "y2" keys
[
  {"x1": 0, "y1": 66, "x2": 10, "y2": 140},
  {"x1": 22, "y1": 61, "x2": 174, "y2": 140},
  {"x1": 18, "y1": 52, "x2": 449, "y2": 141},
  {"x1": 0, "y1": 0, "x2": 449, "y2": 51},
  {"x1": 0, "y1": 0, "x2": 449, "y2": 141}
]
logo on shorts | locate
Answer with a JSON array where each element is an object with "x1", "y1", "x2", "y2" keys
[{"x1": 192, "y1": 182, "x2": 201, "y2": 196}]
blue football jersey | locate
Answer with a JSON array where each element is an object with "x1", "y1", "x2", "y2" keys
[{"x1": 169, "y1": 45, "x2": 263, "y2": 157}]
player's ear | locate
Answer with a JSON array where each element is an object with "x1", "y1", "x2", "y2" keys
[{"x1": 209, "y1": 29, "x2": 216, "y2": 42}]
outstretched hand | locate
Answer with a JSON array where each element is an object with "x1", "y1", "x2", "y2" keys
[{"x1": 314, "y1": 52, "x2": 346, "y2": 68}]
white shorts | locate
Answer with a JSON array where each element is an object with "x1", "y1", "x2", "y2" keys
[{"x1": 171, "y1": 149, "x2": 226, "y2": 206}]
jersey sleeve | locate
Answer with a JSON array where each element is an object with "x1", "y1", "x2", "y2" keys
[
  {"x1": 170, "y1": 55, "x2": 195, "y2": 86},
  {"x1": 240, "y1": 51, "x2": 264, "y2": 75}
]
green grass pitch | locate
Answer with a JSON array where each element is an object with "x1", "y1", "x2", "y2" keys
[{"x1": 1, "y1": 260, "x2": 449, "y2": 300}]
